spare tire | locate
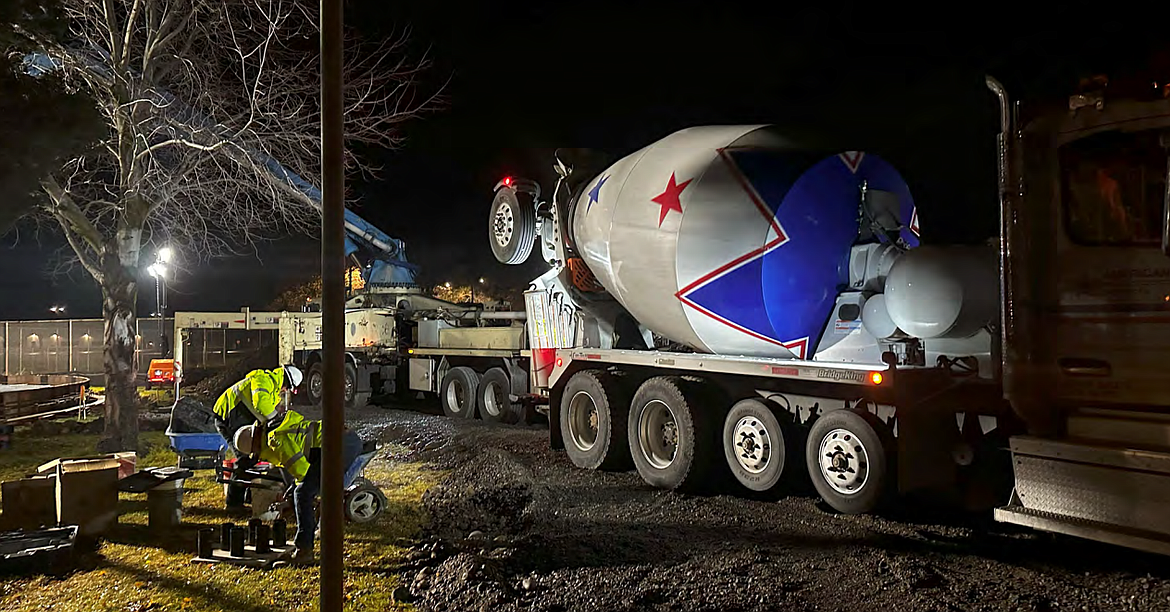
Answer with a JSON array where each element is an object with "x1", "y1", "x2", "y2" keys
[{"x1": 489, "y1": 187, "x2": 537, "y2": 265}]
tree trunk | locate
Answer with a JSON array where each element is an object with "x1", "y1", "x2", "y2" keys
[{"x1": 97, "y1": 253, "x2": 140, "y2": 453}]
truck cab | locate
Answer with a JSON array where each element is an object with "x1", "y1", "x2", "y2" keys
[{"x1": 993, "y1": 73, "x2": 1170, "y2": 554}]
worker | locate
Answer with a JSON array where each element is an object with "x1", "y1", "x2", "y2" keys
[
  {"x1": 212, "y1": 365, "x2": 304, "y2": 511},
  {"x1": 233, "y1": 411, "x2": 363, "y2": 563}
]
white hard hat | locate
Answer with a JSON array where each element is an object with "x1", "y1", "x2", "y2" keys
[
  {"x1": 283, "y1": 365, "x2": 304, "y2": 389},
  {"x1": 234, "y1": 424, "x2": 259, "y2": 456}
]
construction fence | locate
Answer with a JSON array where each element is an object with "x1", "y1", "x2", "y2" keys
[{"x1": 1, "y1": 315, "x2": 278, "y2": 385}]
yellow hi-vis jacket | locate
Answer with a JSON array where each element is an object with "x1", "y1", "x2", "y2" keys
[
  {"x1": 259, "y1": 410, "x2": 323, "y2": 483},
  {"x1": 212, "y1": 368, "x2": 286, "y2": 425}
]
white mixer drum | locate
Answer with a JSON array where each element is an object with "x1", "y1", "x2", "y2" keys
[{"x1": 570, "y1": 125, "x2": 921, "y2": 358}]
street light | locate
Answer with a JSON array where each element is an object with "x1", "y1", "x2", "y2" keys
[
  {"x1": 148, "y1": 248, "x2": 172, "y2": 357},
  {"x1": 472, "y1": 277, "x2": 486, "y2": 304},
  {"x1": 49, "y1": 305, "x2": 65, "y2": 316}
]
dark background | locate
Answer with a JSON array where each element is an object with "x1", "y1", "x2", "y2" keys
[{"x1": 0, "y1": 2, "x2": 1158, "y2": 319}]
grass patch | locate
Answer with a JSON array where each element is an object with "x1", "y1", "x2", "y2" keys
[
  {"x1": 0, "y1": 429, "x2": 446, "y2": 612},
  {"x1": 87, "y1": 386, "x2": 176, "y2": 407}
]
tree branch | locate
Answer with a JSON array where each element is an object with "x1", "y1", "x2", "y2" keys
[
  {"x1": 52, "y1": 212, "x2": 104, "y2": 282},
  {"x1": 40, "y1": 174, "x2": 104, "y2": 251}
]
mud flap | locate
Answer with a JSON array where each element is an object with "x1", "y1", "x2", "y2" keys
[
  {"x1": 548, "y1": 387, "x2": 564, "y2": 451},
  {"x1": 896, "y1": 406, "x2": 960, "y2": 495}
]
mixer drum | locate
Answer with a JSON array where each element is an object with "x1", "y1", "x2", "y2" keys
[{"x1": 570, "y1": 125, "x2": 920, "y2": 358}]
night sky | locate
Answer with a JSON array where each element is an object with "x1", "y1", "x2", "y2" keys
[{"x1": 0, "y1": 4, "x2": 1156, "y2": 320}]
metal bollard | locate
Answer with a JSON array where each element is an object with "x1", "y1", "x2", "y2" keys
[
  {"x1": 256, "y1": 524, "x2": 271, "y2": 554},
  {"x1": 229, "y1": 526, "x2": 246, "y2": 557},
  {"x1": 197, "y1": 528, "x2": 215, "y2": 559},
  {"x1": 220, "y1": 522, "x2": 234, "y2": 550},
  {"x1": 272, "y1": 518, "x2": 287, "y2": 548},
  {"x1": 247, "y1": 518, "x2": 262, "y2": 547}
]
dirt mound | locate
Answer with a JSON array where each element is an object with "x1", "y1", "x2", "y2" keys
[
  {"x1": 185, "y1": 352, "x2": 271, "y2": 402},
  {"x1": 421, "y1": 482, "x2": 533, "y2": 541}
]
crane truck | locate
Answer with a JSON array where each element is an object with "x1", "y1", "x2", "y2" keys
[
  {"x1": 268, "y1": 174, "x2": 531, "y2": 421},
  {"x1": 487, "y1": 72, "x2": 1170, "y2": 556},
  {"x1": 275, "y1": 214, "x2": 531, "y2": 422}
]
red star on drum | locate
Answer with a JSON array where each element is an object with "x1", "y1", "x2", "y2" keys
[{"x1": 651, "y1": 172, "x2": 692, "y2": 227}]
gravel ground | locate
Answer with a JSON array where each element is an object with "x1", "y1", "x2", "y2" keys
[{"x1": 329, "y1": 403, "x2": 1170, "y2": 612}]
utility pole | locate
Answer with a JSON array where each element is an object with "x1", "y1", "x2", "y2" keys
[{"x1": 320, "y1": 0, "x2": 345, "y2": 609}]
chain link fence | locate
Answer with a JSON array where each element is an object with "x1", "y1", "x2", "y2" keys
[{"x1": 1, "y1": 317, "x2": 279, "y2": 387}]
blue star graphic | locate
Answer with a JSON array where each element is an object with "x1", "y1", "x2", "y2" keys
[
  {"x1": 678, "y1": 149, "x2": 916, "y2": 358},
  {"x1": 586, "y1": 175, "x2": 608, "y2": 211}
]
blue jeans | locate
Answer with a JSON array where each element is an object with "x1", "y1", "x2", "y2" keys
[{"x1": 294, "y1": 430, "x2": 363, "y2": 550}]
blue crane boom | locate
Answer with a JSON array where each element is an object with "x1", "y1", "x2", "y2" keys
[
  {"x1": 267, "y1": 158, "x2": 420, "y2": 287},
  {"x1": 24, "y1": 50, "x2": 419, "y2": 288}
]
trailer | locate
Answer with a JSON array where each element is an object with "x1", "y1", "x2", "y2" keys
[
  {"x1": 278, "y1": 295, "x2": 533, "y2": 424},
  {"x1": 487, "y1": 69, "x2": 1170, "y2": 556}
]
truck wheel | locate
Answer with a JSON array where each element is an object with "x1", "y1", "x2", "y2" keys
[
  {"x1": 489, "y1": 188, "x2": 536, "y2": 265},
  {"x1": 805, "y1": 409, "x2": 892, "y2": 514},
  {"x1": 307, "y1": 363, "x2": 325, "y2": 406},
  {"x1": 440, "y1": 367, "x2": 479, "y2": 419},
  {"x1": 722, "y1": 398, "x2": 797, "y2": 498},
  {"x1": 628, "y1": 376, "x2": 717, "y2": 492},
  {"x1": 560, "y1": 370, "x2": 632, "y2": 471},
  {"x1": 479, "y1": 367, "x2": 521, "y2": 425},
  {"x1": 344, "y1": 362, "x2": 371, "y2": 410}
]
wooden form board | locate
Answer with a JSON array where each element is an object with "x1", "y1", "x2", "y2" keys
[{"x1": 192, "y1": 544, "x2": 296, "y2": 569}]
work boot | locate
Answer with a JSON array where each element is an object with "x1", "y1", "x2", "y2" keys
[
  {"x1": 291, "y1": 547, "x2": 316, "y2": 566},
  {"x1": 224, "y1": 504, "x2": 250, "y2": 517}
]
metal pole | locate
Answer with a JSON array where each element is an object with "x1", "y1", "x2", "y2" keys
[
  {"x1": 320, "y1": 0, "x2": 345, "y2": 608},
  {"x1": 156, "y1": 276, "x2": 161, "y2": 358}
]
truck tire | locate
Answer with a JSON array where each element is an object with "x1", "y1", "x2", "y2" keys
[
  {"x1": 440, "y1": 367, "x2": 479, "y2": 419},
  {"x1": 307, "y1": 363, "x2": 325, "y2": 406},
  {"x1": 478, "y1": 367, "x2": 522, "y2": 425},
  {"x1": 805, "y1": 408, "x2": 892, "y2": 515},
  {"x1": 343, "y1": 362, "x2": 373, "y2": 410},
  {"x1": 628, "y1": 376, "x2": 718, "y2": 493},
  {"x1": 489, "y1": 188, "x2": 536, "y2": 265},
  {"x1": 560, "y1": 370, "x2": 632, "y2": 471},
  {"x1": 722, "y1": 398, "x2": 798, "y2": 498}
]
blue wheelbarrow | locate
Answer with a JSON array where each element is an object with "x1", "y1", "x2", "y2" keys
[{"x1": 217, "y1": 438, "x2": 388, "y2": 524}]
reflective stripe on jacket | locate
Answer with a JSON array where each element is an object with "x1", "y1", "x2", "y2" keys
[
  {"x1": 212, "y1": 368, "x2": 285, "y2": 424},
  {"x1": 261, "y1": 409, "x2": 323, "y2": 482}
]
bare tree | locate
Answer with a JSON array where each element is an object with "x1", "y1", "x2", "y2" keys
[{"x1": 17, "y1": 0, "x2": 442, "y2": 452}]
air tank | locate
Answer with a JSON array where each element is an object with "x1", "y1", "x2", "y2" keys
[
  {"x1": 881, "y1": 246, "x2": 998, "y2": 340},
  {"x1": 570, "y1": 125, "x2": 920, "y2": 359}
]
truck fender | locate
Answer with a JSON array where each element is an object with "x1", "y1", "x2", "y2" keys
[{"x1": 493, "y1": 176, "x2": 541, "y2": 199}]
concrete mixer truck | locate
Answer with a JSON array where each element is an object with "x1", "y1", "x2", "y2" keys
[{"x1": 487, "y1": 72, "x2": 1170, "y2": 556}]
